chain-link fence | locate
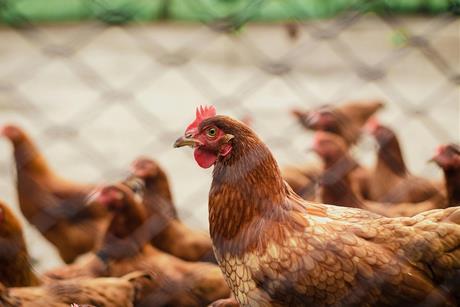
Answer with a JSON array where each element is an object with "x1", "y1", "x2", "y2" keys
[{"x1": 0, "y1": 1, "x2": 459, "y2": 273}]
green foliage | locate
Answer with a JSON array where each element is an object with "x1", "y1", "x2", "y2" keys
[{"x1": 0, "y1": 0, "x2": 456, "y2": 25}]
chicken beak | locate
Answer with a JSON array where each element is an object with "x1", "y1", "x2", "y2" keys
[{"x1": 173, "y1": 135, "x2": 201, "y2": 148}]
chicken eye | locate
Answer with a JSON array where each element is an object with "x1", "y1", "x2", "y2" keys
[{"x1": 207, "y1": 128, "x2": 217, "y2": 138}]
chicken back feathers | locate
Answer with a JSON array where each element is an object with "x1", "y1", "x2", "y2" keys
[{"x1": 175, "y1": 108, "x2": 460, "y2": 306}]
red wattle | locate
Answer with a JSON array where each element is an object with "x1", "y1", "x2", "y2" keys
[{"x1": 194, "y1": 148, "x2": 218, "y2": 169}]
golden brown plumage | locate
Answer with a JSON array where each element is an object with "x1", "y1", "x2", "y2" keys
[
  {"x1": 46, "y1": 182, "x2": 230, "y2": 306},
  {"x1": 0, "y1": 271, "x2": 150, "y2": 307},
  {"x1": 0, "y1": 124, "x2": 110, "y2": 263},
  {"x1": 0, "y1": 201, "x2": 41, "y2": 287},
  {"x1": 292, "y1": 100, "x2": 384, "y2": 145},
  {"x1": 127, "y1": 157, "x2": 216, "y2": 262},
  {"x1": 175, "y1": 107, "x2": 460, "y2": 306},
  {"x1": 367, "y1": 120, "x2": 445, "y2": 205}
]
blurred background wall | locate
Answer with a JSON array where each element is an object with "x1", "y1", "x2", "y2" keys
[{"x1": 0, "y1": 0, "x2": 458, "y2": 272}]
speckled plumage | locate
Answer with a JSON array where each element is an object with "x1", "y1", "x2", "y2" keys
[
  {"x1": 0, "y1": 272, "x2": 149, "y2": 307},
  {"x1": 193, "y1": 115, "x2": 460, "y2": 306}
]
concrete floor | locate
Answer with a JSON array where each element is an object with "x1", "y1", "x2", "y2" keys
[{"x1": 0, "y1": 15, "x2": 458, "y2": 272}]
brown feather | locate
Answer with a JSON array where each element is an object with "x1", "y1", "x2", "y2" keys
[
  {"x1": 1, "y1": 272, "x2": 150, "y2": 307},
  {"x1": 433, "y1": 144, "x2": 460, "y2": 207},
  {"x1": 369, "y1": 124, "x2": 445, "y2": 204},
  {"x1": 187, "y1": 114, "x2": 460, "y2": 306},
  {"x1": 45, "y1": 182, "x2": 230, "y2": 306},
  {"x1": 0, "y1": 201, "x2": 41, "y2": 287},
  {"x1": 2, "y1": 124, "x2": 110, "y2": 263},
  {"x1": 127, "y1": 157, "x2": 216, "y2": 262}
]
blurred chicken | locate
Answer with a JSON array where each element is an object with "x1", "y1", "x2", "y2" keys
[
  {"x1": 366, "y1": 119, "x2": 445, "y2": 204},
  {"x1": 292, "y1": 99, "x2": 384, "y2": 145},
  {"x1": 432, "y1": 144, "x2": 460, "y2": 207},
  {"x1": 127, "y1": 157, "x2": 216, "y2": 262},
  {"x1": 311, "y1": 131, "x2": 443, "y2": 217},
  {"x1": 0, "y1": 124, "x2": 110, "y2": 263},
  {"x1": 0, "y1": 200, "x2": 41, "y2": 287},
  {"x1": 311, "y1": 132, "x2": 369, "y2": 208},
  {"x1": 285, "y1": 100, "x2": 383, "y2": 198},
  {"x1": 175, "y1": 106, "x2": 460, "y2": 306},
  {"x1": 46, "y1": 182, "x2": 230, "y2": 306},
  {"x1": 0, "y1": 271, "x2": 150, "y2": 307}
]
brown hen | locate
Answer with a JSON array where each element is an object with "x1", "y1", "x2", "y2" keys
[
  {"x1": 285, "y1": 100, "x2": 383, "y2": 198},
  {"x1": 46, "y1": 182, "x2": 230, "y2": 306},
  {"x1": 311, "y1": 131, "x2": 369, "y2": 208},
  {"x1": 0, "y1": 124, "x2": 110, "y2": 263},
  {"x1": 366, "y1": 119, "x2": 445, "y2": 205},
  {"x1": 432, "y1": 143, "x2": 460, "y2": 207},
  {"x1": 311, "y1": 132, "x2": 443, "y2": 217},
  {"x1": 126, "y1": 157, "x2": 216, "y2": 262},
  {"x1": 0, "y1": 200, "x2": 41, "y2": 287},
  {"x1": 175, "y1": 106, "x2": 460, "y2": 306}
]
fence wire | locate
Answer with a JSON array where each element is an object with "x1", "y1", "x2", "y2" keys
[{"x1": 0, "y1": 1, "x2": 459, "y2": 276}]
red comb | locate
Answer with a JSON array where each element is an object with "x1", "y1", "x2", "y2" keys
[
  {"x1": 435, "y1": 145, "x2": 446, "y2": 155},
  {"x1": 185, "y1": 105, "x2": 217, "y2": 134}
]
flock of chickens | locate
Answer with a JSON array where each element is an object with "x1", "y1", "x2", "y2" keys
[{"x1": 0, "y1": 100, "x2": 458, "y2": 306}]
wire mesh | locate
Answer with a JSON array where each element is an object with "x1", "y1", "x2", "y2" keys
[{"x1": 0, "y1": 0, "x2": 458, "y2": 282}]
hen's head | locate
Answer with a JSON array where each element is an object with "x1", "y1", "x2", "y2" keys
[
  {"x1": 365, "y1": 118, "x2": 396, "y2": 147},
  {"x1": 174, "y1": 106, "x2": 239, "y2": 169},
  {"x1": 312, "y1": 131, "x2": 349, "y2": 164},
  {"x1": 130, "y1": 157, "x2": 159, "y2": 179},
  {"x1": 432, "y1": 144, "x2": 460, "y2": 170},
  {"x1": 0, "y1": 124, "x2": 27, "y2": 143},
  {"x1": 292, "y1": 105, "x2": 343, "y2": 134},
  {"x1": 95, "y1": 183, "x2": 142, "y2": 213}
]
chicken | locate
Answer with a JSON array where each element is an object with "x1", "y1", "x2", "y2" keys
[
  {"x1": 285, "y1": 100, "x2": 383, "y2": 198},
  {"x1": 0, "y1": 200, "x2": 41, "y2": 287},
  {"x1": 46, "y1": 182, "x2": 230, "y2": 306},
  {"x1": 174, "y1": 106, "x2": 460, "y2": 306},
  {"x1": 366, "y1": 119, "x2": 445, "y2": 204},
  {"x1": 0, "y1": 124, "x2": 110, "y2": 263},
  {"x1": 310, "y1": 131, "x2": 443, "y2": 217},
  {"x1": 292, "y1": 99, "x2": 384, "y2": 145},
  {"x1": 127, "y1": 157, "x2": 216, "y2": 262},
  {"x1": 0, "y1": 271, "x2": 151, "y2": 307},
  {"x1": 432, "y1": 144, "x2": 460, "y2": 207},
  {"x1": 311, "y1": 131, "x2": 369, "y2": 207}
]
